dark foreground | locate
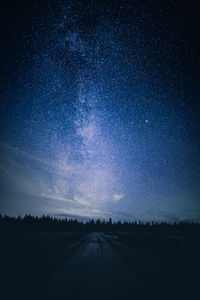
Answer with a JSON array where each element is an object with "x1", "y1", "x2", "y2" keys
[{"x1": 1, "y1": 231, "x2": 200, "y2": 300}]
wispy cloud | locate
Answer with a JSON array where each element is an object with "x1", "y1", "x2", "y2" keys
[
  {"x1": 0, "y1": 141, "x2": 117, "y2": 217},
  {"x1": 113, "y1": 193, "x2": 125, "y2": 202}
]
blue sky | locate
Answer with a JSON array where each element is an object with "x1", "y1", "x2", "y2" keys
[{"x1": 0, "y1": 0, "x2": 200, "y2": 221}]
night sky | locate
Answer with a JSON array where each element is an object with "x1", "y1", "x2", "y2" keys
[{"x1": 0, "y1": 0, "x2": 200, "y2": 221}]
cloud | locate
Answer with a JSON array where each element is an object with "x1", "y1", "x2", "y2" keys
[
  {"x1": 73, "y1": 194, "x2": 91, "y2": 206},
  {"x1": 0, "y1": 141, "x2": 126, "y2": 219},
  {"x1": 113, "y1": 193, "x2": 125, "y2": 202}
]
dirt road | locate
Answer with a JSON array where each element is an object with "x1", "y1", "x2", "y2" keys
[{"x1": 37, "y1": 232, "x2": 146, "y2": 300}]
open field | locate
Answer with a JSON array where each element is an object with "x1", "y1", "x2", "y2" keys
[
  {"x1": 1, "y1": 228, "x2": 200, "y2": 300},
  {"x1": 103, "y1": 230, "x2": 200, "y2": 299},
  {"x1": 0, "y1": 232, "x2": 88, "y2": 299}
]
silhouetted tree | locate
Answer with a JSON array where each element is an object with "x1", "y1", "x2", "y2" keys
[{"x1": 0, "y1": 214, "x2": 199, "y2": 233}]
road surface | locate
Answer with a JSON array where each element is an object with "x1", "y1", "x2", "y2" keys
[{"x1": 36, "y1": 232, "x2": 146, "y2": 300}]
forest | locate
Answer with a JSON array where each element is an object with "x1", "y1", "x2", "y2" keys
[{"x1": 1, "y1": 214, "x2": 199, "y2": 232}]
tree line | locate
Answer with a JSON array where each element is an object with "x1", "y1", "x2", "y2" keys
[{"x1": 0, "y1": 214, "x2": 199, "y2": 232}]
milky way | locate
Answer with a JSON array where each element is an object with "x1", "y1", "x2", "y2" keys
[{"x1": 0, "y1": 0, "x2": 200, "y2": 221}]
